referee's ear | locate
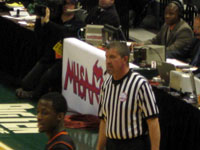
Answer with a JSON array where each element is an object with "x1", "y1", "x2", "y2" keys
[{"x1": 123, "y1": 56, "x2": 129, "y2": 65}]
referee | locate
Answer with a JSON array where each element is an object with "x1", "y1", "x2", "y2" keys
[{"x1": 97, "y1": 41, "x2": 160, "y2": 150}]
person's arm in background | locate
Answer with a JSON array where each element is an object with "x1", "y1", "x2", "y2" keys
[
  {"x1": 34, "y1": 7, "x2": 50, "y2": 38},
  {"x1": 166, "y1": 38, "x2": 196, "y2": 61},
  {"x1": 130, "y1": 25, "x2": 164, "y2": 51},
  {"x1": 34, "y1": 7, "x2": 50, "y2": 29},
  {"x1": 35, "y1": 7, "x2": 63, "y2": 37},
  {"x1": 96, "y1": 119, "x2": 106, "y2": 150},
  {"x1": 33, "y1": 7, "x2": 64, "y2": 62},
  {"x1": 166, "y1": 28, "x2": 193, "y2": 52},
  {"x1": 144, "y1": 30, "x2": 162, "y2": 45},
  {"x1": 147, "y1": 117, "x2": 160, "y2": 150},
  {"x1": 130, "y1": 32, "x2": 160, "y2": 52},
  {"x1": 38, "y1": 7, "x2": 85, "y2": 38},
  {"x1": 143, "y1": 23, "x2": 167, "y2": 45},
  {"x1": 34, "y1": 7, "x2": 63, "y2": 37}
]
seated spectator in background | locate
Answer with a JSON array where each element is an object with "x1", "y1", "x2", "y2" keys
[
  {"x1": 167, "y1": 15, "x2": 200, "y2": 65},
  {"x1": 168, "y1": 15, "x2": 200, "y2": 77},
  {"x1": 37, "y1": 92, "x2": 76, "y2": 150},
  {"x1": 132, "y1": 1, "x2": 193, "y2": 55},
  {"x1": 16, "y1": 0, "x2": 85, "y2": 100},
  {"x1": 85, "y1": 0, "x2": 120, "y2": 27}
]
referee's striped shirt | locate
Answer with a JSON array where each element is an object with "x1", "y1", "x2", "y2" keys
[{"x1": 98, "y1": 69, "x2": 159, "y2": 140}]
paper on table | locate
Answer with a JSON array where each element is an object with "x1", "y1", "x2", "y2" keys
[
  {"x1": 13, "y1": 7, "x2": 25, "y2": 11},
  {"x1": 166, "y1": 58, "x2": 198, "y2": 72},
  {"x1": 9, "y1": 11, "x2": 29, "y2": 17},
  {"x1": 166, "y1": 58, "x2": 190, "y2": 67},
  {"x1": 18, "y1": 21, "x2": 27, "y2": 25},
  {"x1": 2, "y1": 15, "x2": 36, "y2": 22}
]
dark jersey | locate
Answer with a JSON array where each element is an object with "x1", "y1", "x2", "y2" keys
[{"x1": 45, "y1": 131, "x2": 75, "y2": 150}]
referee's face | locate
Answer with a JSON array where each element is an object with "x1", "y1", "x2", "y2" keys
[{"x1": 106, "y1": 48, "x2": 127, "y2": 79}]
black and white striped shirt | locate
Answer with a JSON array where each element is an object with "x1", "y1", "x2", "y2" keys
[{"x1": 98, "y1": 69, "x2": 159, "y2": 140}]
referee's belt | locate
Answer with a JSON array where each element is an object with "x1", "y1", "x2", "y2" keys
[{"x1": 107, "y1": 134, "x2": 149, "y2": 142}]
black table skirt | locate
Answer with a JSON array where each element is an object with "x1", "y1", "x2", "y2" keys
[
  {"x1": 0, "y1": 16, "x2": 39, "y2": 80},
  {"x1": 153, "y1": 86, "x2": 200, "y2": 150}
]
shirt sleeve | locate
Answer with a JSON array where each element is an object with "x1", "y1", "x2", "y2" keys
[
  {"x1": 144, "y1": 28, "x2": 162, "y2": 45},
  {"x1": 51, "y1": 144, "x2": 73, "y2": 150},
  {"x1": 138, "y1": 81, "x2": 159, "y2": 119}
]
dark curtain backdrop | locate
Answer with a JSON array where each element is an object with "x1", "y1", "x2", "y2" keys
[
  {"x1": 0, "y1": 16, "x2": 40, "y2": 80},
  {"x1": 153, "y1": 86, "x2": 200, "y2": 150}
]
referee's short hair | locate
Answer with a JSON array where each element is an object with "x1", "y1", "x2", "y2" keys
[
  {"x1": 40, "y1": 92, "x2": 68, "y2": 114},
  {"x1": 106, "y1": 41, "x2": 130, "y2": 63}
]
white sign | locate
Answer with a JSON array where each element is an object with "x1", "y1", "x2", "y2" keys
[
  {"x1": 62, "y1": 38, "x2": 106, "y2": 115},
  {"x1": 62, "y1": 38, "x2": 139, "y2": 115}
]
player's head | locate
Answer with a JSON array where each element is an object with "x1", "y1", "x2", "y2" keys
[{"x1": 37, "y1": 92, "x2": 68, "y2": 133}]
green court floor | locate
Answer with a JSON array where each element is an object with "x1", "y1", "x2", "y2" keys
[{"x1": 0, "y1": 84, "x2": 98, "y2": 150}]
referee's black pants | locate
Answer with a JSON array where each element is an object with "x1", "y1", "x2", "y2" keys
[{"x1": 106, "y1": 135, "x2": 150, "y2": 150}]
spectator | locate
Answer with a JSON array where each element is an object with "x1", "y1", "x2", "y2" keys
[
  {"x1": 167, "y1": 15, "x2": 200, "y2": 77},
  {"x1": 85, "y1": 0, "x2": 120, "y2": 27},
  {"x1": 131, "y1": 1, "x2": 193, "y2": 57},
  {"x1": 167, "y1": 15, "x2": 200, "y2": 65},
  {"x1": 16, "y1": 0, "x2": 85, "y2": 100}
]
